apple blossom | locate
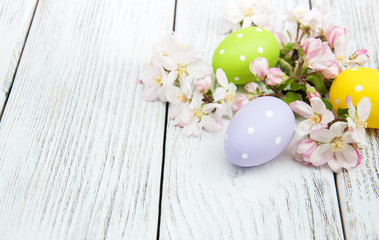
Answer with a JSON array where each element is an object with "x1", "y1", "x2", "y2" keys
[
  {"x1": 290, "y1": 97, "x2": 334, "y2": 137},
  {"x1": 321, "y1": 61, "x2": 341, "y2": 79},
  {"x1": 309, "y1": 122, "x2": 359, "y2": 172},
  {"x1": 347, "y1": 49, "x2": 369, "y2": 66},
  {"x1": 345, "y1": 95, "x2": 371, "y2": 146},
  {"x1": 181, "y1": 91, "x2": 222, "y2": 136},
  {"x1": 245, "y1": 81, "x2": 263, "y2": 94},
  {"x1": 140, "y1": 63, "x2": 176, "y2": 102},
  {"x1": 266, "y1": 67, "x2": 287, "y2": 86},
  {"x1": 293, "y1": 138, "x2": 317, "y2": 165},
  {"x1": 194, "y1": 74, "x2": 212, "y2": 93},
  {"x1": 306, "y1": 85, "x2": 321, "y2": 99},
  {"x1": 214, "y1": 69, "x2": 238, "y2": 119},
  {"x1": 249, "y1": 57, "x2": 268, "y2": 80},
  {"x1": 302, "y1": 38, "x2": 337, "y2": 71},
  {"x1": 325, "y1": 25, "x2": 347, "y2": 56}
]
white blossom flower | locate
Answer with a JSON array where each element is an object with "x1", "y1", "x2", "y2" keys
[
  {"x1": 213, "y1": 69, "x2": 237, "y2": 119},
  {"x1": 140, "y1": 63, "x2": 176, "y2": 102},
  {"x1": 310, "y1": 122, "x2": 359, "y2": 172},
  {"x1": 181, "y1": 91, "x2": 222, "y2": 136},
  {"x1": 345, "y1": 96, "x2": 371, "y2": 146},
  {"x1": 290, "y1": 97, "x2": 334, "y2": 137}
]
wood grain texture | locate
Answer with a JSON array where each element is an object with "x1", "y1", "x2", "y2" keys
[
  {"x1": 311, "y1": 0, "x2": 379, "y2": 238},
  {"x1": 159, "y1": 0, "x2": 343, "y2": 239},
  {"x1": 0, "y1": 0, "x2": 175, "y2": 239},
  {"x1": 0, "y1": 0, "x2": 38, "y2": 111}
]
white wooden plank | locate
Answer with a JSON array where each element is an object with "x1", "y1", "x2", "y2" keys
[
  {"x1": 311, "y1": 0, "x2": 379, "y2": 238},
  {"x1": 159, "y1": 0, "x2": 344, "y2": 239},
  {"x1": 0, "y1": 0, "x2": 175, "y2": 239},
  {"x1": 0, "y1": 0, "x2": 38, "y2": 111}
]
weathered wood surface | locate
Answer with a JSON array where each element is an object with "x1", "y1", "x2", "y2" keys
[
  {"x1": 159, "y1": 0, "x2": 344, "y2": 239},
  {"x1": 0, "y1": 0, "x2": 378, "y2": 239},
  {"x1": 0, "y1": 0, "x2": 175, "y2": 239},
  {"x1": 0, "y1": 0, "x2": 38, "y2": 112},
  {"x1": 312, "y1": 0, "x2": 379, "y2": 238}
]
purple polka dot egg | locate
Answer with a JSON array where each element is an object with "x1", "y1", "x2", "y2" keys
[{"x1": 224, "y1": 96, "x2": 295, "y2": 167}]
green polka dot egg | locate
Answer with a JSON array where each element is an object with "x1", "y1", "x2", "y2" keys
[{"x1": 212, "y1": 27, "x2": 280, "y2": 85}]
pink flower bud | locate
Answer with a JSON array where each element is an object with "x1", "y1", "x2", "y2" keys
[
  {"x1": 302, "y1": 38, "x2": 337, "y2": 71},
  {"x1": 266, "y1": 68, "x2": 286, "y2": 86},
  {"x1": 232, "y1": 94, "x2": 249, "y2": 111},
  {"x1": 194, "y1": 74, "x2": 212, "y2": 93},
  {"x1": 306, "y1": 85, "x2": 321, "y2": 99},
  {"x1": 321, "y1": 61, "x2": 341, "y2": 79},
  {"x1": 293, "y1": 139, "x2": 317, "y2": 164},
  {"x1": 245, "y1": 82, "x2": 262, "y2": 94},
  {"x1": 325, "y1": 25, "x2": 347, "y2": 48},
  {"x1": 349, "y1": 49, "x2": 369, "y2": 66},
  {"x1": 249, "y1": 57, "x2": 268, "y2": 80}
]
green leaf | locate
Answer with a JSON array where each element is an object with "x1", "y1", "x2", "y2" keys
[
  {"x1": 277, "y1": 78, "x2": 293, "y2": 91},
  {"x1": 307, "y1": 74, "x2": 326, "y2": 95},
  {"x1": 290, "y1": 82, "x2": 306, "y2": 91},
  {"x1": 278, "y1": 58, "x2": 293, "y2": 74},
  {"x1": 283, "y1": 42, "x2": 295, "y2": 52},
  {"x1": 283, "y1": 91, "x2": 302, "y2": 104},
  {"x1": 337, "y1": 108, "x2": 349, "y2": 118},
  {"x1": 321, "y1": 98, "x2": 333, "y2": 111}
]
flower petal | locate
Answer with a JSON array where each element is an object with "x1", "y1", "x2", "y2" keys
[
  {"x1": 310, "y1": 128, "x2": 335, "y2": 143},
  {"x1": 329, "y1": 122, "x2": 348, "y2": 137},
  {"x1": 345, "y1": 95, "x2": 356, "y2": 117},
  {"x1": 295, "y1": 120, "x2": 313, "y2": 137},
  {"x1": 327, "y1": 159, "x2": 342, "y2": 172},
  {"x1": 201, "y1": 115, "x2": 222, "y2": 132},
  {"x1": 321, "y1": 110, "x2": 335, "y2": 125},
  {"x1": 311, "y1": 97, "x2": 326, "y2": 113},
  {"x1": 141, "y1": 86, "x2": 159, "y2": 102},
  {"x1": 310, "y1": 144, "x2": 333, "y2": 166},
  {"x1": 290, "y1": 101, "x2": 314, "y2": 118},
  {"x1": 335, "y1": 144, "x2": 358, "y2": 169},
  {"x1": 357, "y1": 97, "x2": 371, "y2": 121},
  {"x1": 216, "y1": 68, "x2": 228, "y2": 88}
]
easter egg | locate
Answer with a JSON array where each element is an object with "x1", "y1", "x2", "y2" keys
[
  {"x1": 212, "y1": 27, "x2": 280, "y2": 85},
  {"x1": 329, "y1": 67, "x2": 379, "y2": 129},
  {"x1": 224, "y1": 96, "x2": 295, "y2": 167}
]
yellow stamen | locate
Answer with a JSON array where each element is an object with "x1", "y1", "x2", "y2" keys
[
  {"x1": 155, "y1": 76, "x2": 163, "y2": 86},
  {"x1": 242, "y1": 8, "x2": 254, "y2": 17},
  {"x1": 176, "y1": 93, "x2": 187, "y2": 103},
  {"x1": 193, "y1": 108, "x2": 204, "y2": 118},
  {"x1": 162, "y1": 50, "x2": 169, "y2": 56},
  {"x1": 225, "y1": 92, "x2": 236, "y2": 103},
  {"x1": 331, "y1": 137, "x2": 345, "y2": 152},
  {"x1": 354, "y1": 119, "x2": 367, "y2": 129},
  {"x1": 177, "y1": 63, "x2": 188, "y2": 76},
  {"x1": 310, "y1": 114, "x2": 321, "y2": 124}
]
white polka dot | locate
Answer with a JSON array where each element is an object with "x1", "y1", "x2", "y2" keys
[
  {"x1": 275, "y1": 137, "x2": 281, "y2": 144},
  {"x1": 242, "y1": 153, "x2": 248, "y2": 159},
  {"x1": 219, "y1": 49, "x2": 225, "y2": 54},
  {"x1": 225, "y1": 134, "x2": 228, "y2": 140},
  {"x1": 355, "y1": 85, "x2": 364, "y2": 92},
  {"x1": 266, "y1": 110, "x2": 273, "y2": 118},
  {"x1": 256, "y1": 28, "x2": 263, "y2": 32},
  {"x1": 258, "y1": 47, "x2": 264, "y2": 53},
  {"x1": 248, "y1": 127, "x2": 255, "y2": 134},
  {"x1": 351, "y1": 67, "x2": 358, "y2": 71},
  {"x1": 335, "y1": 99, "x2": 340, "y2": 105},
  {"x1": 237, "y1": 33, "x2": 243, "y2": 38},
  {"x1": 240, "y1": 55, "x2": 246, "y2": 61},
  {"x1": 234, "y1": 77, "x2": 240, "y2": 81}
]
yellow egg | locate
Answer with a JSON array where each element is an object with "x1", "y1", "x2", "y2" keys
[{"x1": 329, "y1": 67, "x2": 379, "y2": 129}]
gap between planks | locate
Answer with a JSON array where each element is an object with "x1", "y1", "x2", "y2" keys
[
  {"x1": 156, "y1": 0, "x2": 178, "y2": 239},
  {"x1": 0, "y1": 0, "x2": 40, "y2": 120}
]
